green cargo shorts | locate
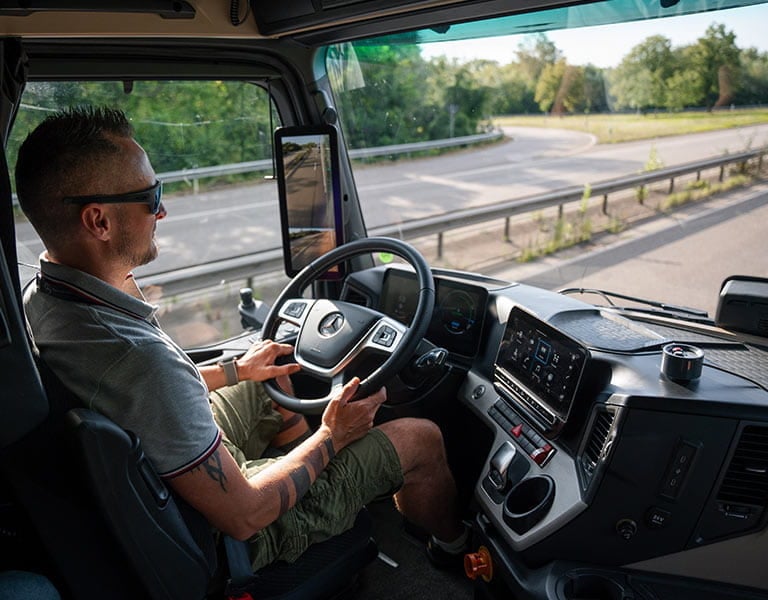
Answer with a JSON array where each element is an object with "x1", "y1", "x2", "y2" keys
[
  {"x1": 208, "y1": 381, "x2": 403, "y2": 570},
  {"x1": 209, "y1": 380, "x2": 284, "y2": 467}
]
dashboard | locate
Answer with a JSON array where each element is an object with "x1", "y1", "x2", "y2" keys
[
  {"x1": 204, "y1": 264, "x2": 768, "y2": 598},
  {"x1": 341, "y1": 265, "x2": 768, "y2": 599}
]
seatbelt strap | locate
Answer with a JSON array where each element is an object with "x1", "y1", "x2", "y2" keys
[{"x1": 223, "y1": 535, "x2": 255, "y2": 587}]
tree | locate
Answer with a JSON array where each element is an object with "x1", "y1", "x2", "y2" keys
[
  {"x1": 688, "y1": 23, "x2": 741, "y2": 108},
  {"x1": 332, "y1": 44, "x2": 432, "y2": 147},
  {"x1": 734, "y1": 47, "x2": 768, "y2": 105},
  {"x1": 516, "y1": 34, "x2": 561, "y2": 88},
  {"x1": 535, "y1": 60, "x2": 586, "y2": 114},
  {"x1": 608, "y1": 35, "x2": 674, "y2": 110},
  {"x1": 443, "y1": 63, "x2": 493, "y2": 135},
  {"x1": 664, "y1": 68, "x2": 705, "y2": 111},
  {"x1": 582, "y1": 65, "x2": 609, "y2": 113}
]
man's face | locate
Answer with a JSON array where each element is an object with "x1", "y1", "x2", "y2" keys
[{"x1": 109, "y1": 137, "x2": 166, "y2": 269}]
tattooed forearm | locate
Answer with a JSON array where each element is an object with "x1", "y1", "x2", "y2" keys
[
  {"x1": 305, "y1": 442, "x2": 327, "y2": 476},
  {"x1": 274, "y1": 437, "x2": 336, "y2": 517},
  {"x1": 324, "y1": 437, "x2": 336, "y2": 461},
  {"x1": 198, "y1": 449, "x2": 228, "y2": 492},
  {"x1": 290, "y1": 465, "x2": 312, "y2": 500},
  {"x1": 275, "y1": 465, "x2": 310, "y2": 516},
  {"x1": 277, "y1": 480, "x2": 290, "y2": 515}
]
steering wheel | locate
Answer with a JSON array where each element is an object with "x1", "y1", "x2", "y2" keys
[{"x1": 260, "y1": 237, "x2": 434, "y2": 414}]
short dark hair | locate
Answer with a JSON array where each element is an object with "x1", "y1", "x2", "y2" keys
[{"x1": 15, "y1": 106, "x2": 134, "y2": 249}]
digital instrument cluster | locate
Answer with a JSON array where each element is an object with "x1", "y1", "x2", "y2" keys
[
  {"x1": 380, "y1": 270, "x2": 487, "y2": 357},
  {"x1": 494, "y1": 307, "x2": 589, "y2": 435}
]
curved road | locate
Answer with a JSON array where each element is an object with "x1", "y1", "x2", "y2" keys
[{"x1": 14, "y1": 124, "x2": 768, "y2": 280}]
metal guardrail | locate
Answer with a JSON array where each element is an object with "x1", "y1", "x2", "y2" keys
[
  {"x1": 11, "y1": 131, "x2": 503, "y2": 203},
  {"x1": 140, "y1": 147, "x2": 766, "y2": 295},
  {"x1": 368, "y1": 148, "x2": 767, "y2": 258},
  {"x1": 159, "y1": 131, "x2": 503, "y2": 187}
]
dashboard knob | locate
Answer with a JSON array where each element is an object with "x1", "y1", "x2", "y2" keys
[
  {"x1": 464, "y1": 546, "x2": 493, "y2": 582},
  {"x1": 616, "y1": 518, "x2": 637, "y2": 540},
  {"x1": 239, "y1": 287, "x2": 255, "y2": 308},
  {"x1": 661, "y1": 343, "x2": 704, "y2": 384}
]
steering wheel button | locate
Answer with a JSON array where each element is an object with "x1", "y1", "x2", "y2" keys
[
  {"x1": 285, "y1": 302, "x2": 306, "y2": 318},
  {"x1": 374, "y1": 326, "x2": 397, "y2": 347}
]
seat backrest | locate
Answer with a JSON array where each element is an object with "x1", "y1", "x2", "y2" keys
[
  {"x1": 1, "y1": 245, "x2": 216, "y2": 599},
  {"x1": 65, "y1": 407, "x2": 217, "y2": 600}
]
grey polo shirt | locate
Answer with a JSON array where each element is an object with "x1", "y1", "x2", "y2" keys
[{"x1": 24, "y1": 259, "x2": 222, "y2": 478}]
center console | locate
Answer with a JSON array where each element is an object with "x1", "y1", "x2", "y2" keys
[{"x1": 461, "y1": 287, "x2": 768, "y2": 599}]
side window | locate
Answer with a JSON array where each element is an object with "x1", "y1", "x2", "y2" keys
[{"x1": 12, "y1": 80, "x2": 288, "y2": 346}]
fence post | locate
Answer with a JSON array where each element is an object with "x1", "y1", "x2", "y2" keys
[
  {"x1": 557, "y1": 204, "x2": 564, "y2": 220},
  {"x1": 719, "y1": 165, "x2": 725, "y2": 182},
  {"x1": 437, "y1": 232, "x2": 444, "y2": 259},
  {"x1": 504, "y1": 217, "x2": 510, "y2": 242},
  {"x1": 669, "y1": 177, "x2": 675, "y2": 194},
  {"x1": 602, "y1": 194, "x2": 608, "y2": 215}
]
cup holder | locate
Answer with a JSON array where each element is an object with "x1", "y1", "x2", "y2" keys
[{"x1": 502, "y1": 475, "x2": 555, "y2": 534}]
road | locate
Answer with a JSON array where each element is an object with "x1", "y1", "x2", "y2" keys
[
  {"x1": 14, "y1": 124, "x2": 768, "y2": 281},
  {"x1": 500, "y1": 183, "x2": 768, "y2": 318}
]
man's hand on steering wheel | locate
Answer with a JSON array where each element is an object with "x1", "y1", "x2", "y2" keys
[
  {"x1": 320, "y1": 377, "x2": 387, "y2": 453},
  {"x1": 235, "y1": 340, "x2": 301, "y2": 383}
]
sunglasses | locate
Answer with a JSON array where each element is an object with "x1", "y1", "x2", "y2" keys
[{"x1": 63, "y1": 180, "x2": 163, "y2": 215}]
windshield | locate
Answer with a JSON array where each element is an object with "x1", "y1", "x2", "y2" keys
[{"x1": 326, "y1": 0, "x2": 768, "y2": 319}]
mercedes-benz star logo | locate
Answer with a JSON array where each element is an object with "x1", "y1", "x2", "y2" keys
[{"x1": 318, "y1": 312, "x2": 345, "y2": 337}]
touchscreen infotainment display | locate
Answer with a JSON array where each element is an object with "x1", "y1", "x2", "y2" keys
[{"x1": 494, "y1": 307, "x2": 588, "y2": 425}]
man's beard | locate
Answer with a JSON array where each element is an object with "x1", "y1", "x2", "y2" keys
[{"x1": 115, "y1": 227, "x2": 159, "y2": 268}]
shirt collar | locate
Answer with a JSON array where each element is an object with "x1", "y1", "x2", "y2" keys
[{"x1": 39, "y1": 258, "x2": 159, "y2": 323}]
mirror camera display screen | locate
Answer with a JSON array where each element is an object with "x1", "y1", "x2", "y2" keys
[{"x1": 275, "y1": 125, "x2": 344, "y2": 278}]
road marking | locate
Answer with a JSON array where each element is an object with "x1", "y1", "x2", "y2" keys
[
  {"x1": 407, "y1": 173, "x2": 490, "y2": 192},
  {"x1": 162, "y1": 198, "x2": 275, "y2": 223}
]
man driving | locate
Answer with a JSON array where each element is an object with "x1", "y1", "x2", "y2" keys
[{"x1": 17, "y1": 106, "x2": 469, "y2": 571}]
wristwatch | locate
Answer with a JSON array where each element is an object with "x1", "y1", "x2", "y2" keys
[{"x1": 218, "y1": 357, "x2": 239, "y2": 387}]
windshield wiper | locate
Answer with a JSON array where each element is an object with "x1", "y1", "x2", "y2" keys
[{"x1": 558, "y1": 287, "x2": 711, "y2": 321}]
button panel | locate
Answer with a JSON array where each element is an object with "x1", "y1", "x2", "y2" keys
[
  {"x1": 659, "y1": 439, "x2": 700, "y2": 500},
  {"x1": 489, "y1": 400, "x2": 556, "y2": 467},
  {"x1": 495, "y1": 370, "x2": 556, "y2": 426}
]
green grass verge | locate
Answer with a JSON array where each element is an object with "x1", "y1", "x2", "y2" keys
[{"x1": 494, "y1": 108, "x2": 768, "y2": 144}]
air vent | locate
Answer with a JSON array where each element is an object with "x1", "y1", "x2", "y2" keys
[
  {"x1": 759, "y1": 317, "x2": 768, "y2": 336},
  {"x1": 579, "y1": 406, "x2": 618, "y2": 490},
  {"x1": 717, "y1": 425, "x2": 768, "y2": 507}
]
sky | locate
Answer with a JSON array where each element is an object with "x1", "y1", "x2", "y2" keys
[{"x1": 419, "y1": 3, "x2": 768, "y2": 68}]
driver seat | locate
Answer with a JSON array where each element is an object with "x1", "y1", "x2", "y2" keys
[{"x1": 37, "y1": 359, "x2": 378, "y2": 600}]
